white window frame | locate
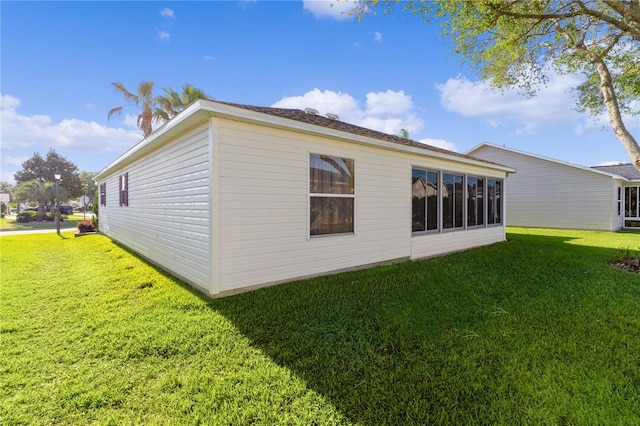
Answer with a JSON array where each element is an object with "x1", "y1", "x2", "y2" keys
[{"x1": 308, "y1": 153, "x2": 356, "y2": 237}]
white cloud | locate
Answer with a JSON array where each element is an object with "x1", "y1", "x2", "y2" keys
[
  {"x1": 272, "y1": 88, "x2": 424, "y2": 136},
  {"x1": 0, "y1": 94, "x2": 140, "y2": 153},
  {"x1": 3, "y1": 155, "x2": 29, "y2": 167},
  {"x1": 160, "y1": 7, "x2": 174, "y2": 18},
  {"x1": 419, "y1": 138, "x2": 458, "y2": 152},
  {"x1": 1, "y1": 94, "x2": 20, "y2": 109},
  {"x1": 156, "y1": 30, "x2": 171, "y2": 41},
  {"x1": 374, "y1": 31, "x2": 382, "y2": 42},
  {"x1": 302, "y1": 0, "x2": 357, "y2": 21},
  {"x1": 203, "y1": 55, "x2": 214, "y2": 61},
  {"x1": 366, "y1": 89, "x2": 412, "y2": 115},
  {"x1": 437, "y1": 72, "x2": 585, "y2": 134}
]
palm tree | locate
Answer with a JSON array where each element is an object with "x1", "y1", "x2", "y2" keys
[
  {"x1": 16, "y1": 180, "x2": 57, "y2": 220},
  {"x1": 107, "y1": 81, "x2": 159, "y2": 138},
  {"x1": 154, "y1": 83, "x2": 212, "y2": 121}
]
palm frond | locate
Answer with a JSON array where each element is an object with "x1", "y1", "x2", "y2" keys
[{"x1": 107, "y1": 106, "x2": 123, "y2": 120}]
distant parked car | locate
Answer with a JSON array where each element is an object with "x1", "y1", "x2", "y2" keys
[{"x1": 59, "y1": 206, "x2": 73, "y2": 215}]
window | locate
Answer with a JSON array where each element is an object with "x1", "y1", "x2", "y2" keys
[
  {"x1": 626, "y1": 186, "x2": 638, "y2": 217},
  {"x1": 412, "y1": 168, "x2": 439, "y2": 232},
  {"x1": 467, "y1": 176, "x2": 485, "y2": 227},
  {"x1": 309, "y1": 154, "x2": 354, "y2": 236},
  {"x1": 100, "y1": 183, "x2": 107, "y2": 206},
  {"x1": 617, "y1": 187, "x2": 622, "y2": 216},
  {"x1": 443, "y1": 172, "x2": 464, "y2": 229},
  {"x1": 487, "y1": 178, "x2": 503, "y2": 225},
  {"x1": 119, "y1": 173, "x2": 128, "y2": 207}
]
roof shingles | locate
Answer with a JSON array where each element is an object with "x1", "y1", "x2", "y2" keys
[
  {"x1": 592, "y1": 164, "x2": 640, "y2": 181},
  {"x1": 218, "y1": 101, "x2": 504, "y2": 167}
]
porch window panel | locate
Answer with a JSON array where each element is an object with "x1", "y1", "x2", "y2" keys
[
  {"x1": 426, "y1": 171, "x2": 439, "y2": 230},
  {"x1": 488, "y1": 178, "x2": 503, "y2": 225},
  {"x1": 476, "y1": 177, "x2": 485, "y2": 226},
  {"x1": 467, "y1": 176, "x2": 477, "y2": 227},
  {"x1": 443, "y1": 173, "x2": 454, "y2": 229},
  {"x1": 626, "y1": 187, "x2": 638, "y2": 217},
  {"x1": 412, "y1": 169, "x2": 427, "y2": 232}
]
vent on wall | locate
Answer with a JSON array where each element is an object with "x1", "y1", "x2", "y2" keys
[{"x1": 304, "y1": 108, "x2": 319, "y2": 115}]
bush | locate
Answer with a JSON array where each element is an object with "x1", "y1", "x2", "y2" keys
[
  {"x1": 77, "y1": 220, "x2": 96, "y2": 233},
  {"x1": 91, "y1": 216, "x2": 98, "y2": 230},
  {"x1": 16, "y1": 212, "x2": 33, "y2": 223},
  {"x1": 42, "y1": 213, "x2": 65, "y2": 222}
]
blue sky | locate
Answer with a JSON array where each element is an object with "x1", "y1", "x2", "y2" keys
[{"x1": 2, "y1": 0, "x2": 638, "y2": 184}]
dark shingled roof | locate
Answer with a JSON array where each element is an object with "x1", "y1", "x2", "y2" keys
[
  {"x1": 592, "y1": 164, "x2": 640, "y2": 180},
  {"x1": 217, "y1": 101, "x2": 506, "y2": 167}
]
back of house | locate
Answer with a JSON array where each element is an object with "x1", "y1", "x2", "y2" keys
[{"x1": 95, "y1": 100, "x2": 514, "y2": 297}]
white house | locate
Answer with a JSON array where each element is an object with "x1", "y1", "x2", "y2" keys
[
  {"x1": 95, "y1": 100, "x2": 514, "y2": 297},
  {"x1": 467, "y1": 143, "x2": 636, "y2": 231}
]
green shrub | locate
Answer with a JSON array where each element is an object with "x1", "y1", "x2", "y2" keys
[
  {"x1": 16, "y1": 212, "x2": 33, "y2": 223},
  {"x1": 43, "y1": 213, "x2": 65, "y2": 222}
]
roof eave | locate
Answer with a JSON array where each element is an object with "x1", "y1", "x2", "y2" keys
[{"x1": 96, "y1": 101, "x2": 515, "y2": 180}]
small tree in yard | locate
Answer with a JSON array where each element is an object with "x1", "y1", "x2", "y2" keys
[{"x1": 15, "y1": 180, "x2": 58, "y2": 221}]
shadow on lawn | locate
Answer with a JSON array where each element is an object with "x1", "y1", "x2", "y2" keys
[{"x1": 207, "y1": 233, "x2": 639, "y2": 424}]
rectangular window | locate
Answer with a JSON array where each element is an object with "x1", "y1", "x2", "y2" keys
[
  {"x1": 310, "y1": 154, "x2": 354, "y2": 236},
  {"x1": 617, "y1": 187, "x2": 622, "y2": 216},
  {"x1": 488, "y1": 178, "x2": 503, "y2": 225},
  {"x1": 100, "y1": 183, "x2": 107, "y2": 206},
  {"x1": 467, "y1": 176, "x2": 485, "y2": 227},
  {"x1": 412, "y1": 169, "x2": 439, "y2": 232},
  {"x1": 119, "y1": 173, "x2": 128, "y2": 207},
  {"x1": 626, "y1": 186, "x2": 638, "y2": 218},
  {"x1": 443, "y1": 172, "x2": 464, "y2": 229}
]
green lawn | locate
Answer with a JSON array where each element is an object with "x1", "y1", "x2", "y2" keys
[{"x1": 1, "y1": 228, "x2": 639, "y2": 425}]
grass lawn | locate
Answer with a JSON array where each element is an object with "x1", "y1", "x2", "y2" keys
[
  {"x1": 1, "y1": 228, "x2": 639, "y2": 424},
  {"x1": 0, "y1": 214, "x2": 89, "y2": 231}
]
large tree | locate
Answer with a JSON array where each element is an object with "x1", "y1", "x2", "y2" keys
[
  {"x1": 14, "y1": 149, "x2": 84, "y2": 200},
  {"x1": 154, "y1": 83, "x2": 213, "y2": 122},
  {"x1": 108, "y1": 81, "x2": 159, "y2": 138},
  {"x1": 356, "y1": 0, "x2": 640, "y2": 170}
]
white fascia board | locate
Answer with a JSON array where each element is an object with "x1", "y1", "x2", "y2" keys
[{"x1": 467, "y1": 142, "x2": 627, "y2": 181}]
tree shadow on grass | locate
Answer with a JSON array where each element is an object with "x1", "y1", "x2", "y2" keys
[{"x1": 207, "y1": 233, "x2": 640, "y2": 424}]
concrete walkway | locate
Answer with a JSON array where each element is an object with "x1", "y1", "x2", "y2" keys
[{"x1": 0, "y1": 227, "x2": 78, "y2": 236}]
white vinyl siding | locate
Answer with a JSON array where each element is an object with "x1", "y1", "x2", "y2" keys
[
  {"x1": 98, "y1": 124, "x2": 212, "y2": 291},
  {"x1": 470, "y1": 145, "x2": 618, "y2": 231},
  {"x1": 215, "y1": 120, "x2": 507, "y2": 293}
]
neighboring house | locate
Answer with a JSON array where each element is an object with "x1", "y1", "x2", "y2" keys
[
  {"x1": 591, "y1": 163, "x2": 640, "y2": 228},
  {"x1": 467, "y1": 143, "x2": 634, "y2": 231},
  {"x1": 95, "y1": 100, "x2": 514, "y2": 298}
]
